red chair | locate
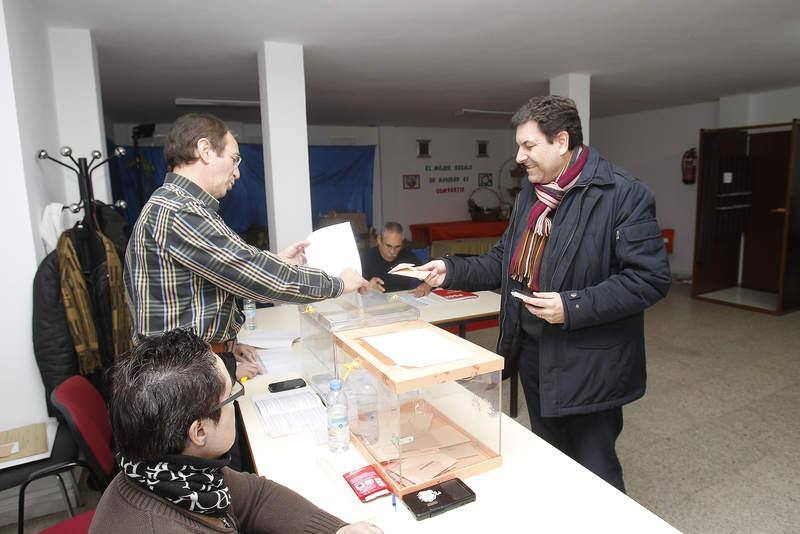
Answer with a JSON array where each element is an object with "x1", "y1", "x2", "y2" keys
[
  {"x1": 50, "y1": 376, "x2": 115, "y2": 486},
  {"x1": 17, "y1": 376, "x2": 115, "y2": 534}
]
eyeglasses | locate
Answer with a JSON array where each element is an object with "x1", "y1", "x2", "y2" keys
[
  {"x1": 212, "y1": 377, "x2": 245, "y2": 412},
  {"x1": 230, "y1": 154, "x2": 243, "y2": 168}
]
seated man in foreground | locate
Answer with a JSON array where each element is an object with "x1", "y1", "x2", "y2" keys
[
  {"x1": 362, "y1": 221, "x2": 431, "y2": 297},
  {"x1": 91, "y1": 329, "x2": 381, "y2": 534}
]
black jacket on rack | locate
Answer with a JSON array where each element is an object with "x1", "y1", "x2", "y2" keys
[
  {"x1": 32, "y1": 250, "x2": 78, "y2": 417},
  {"x1": 32, "y1": 213, "x2": 128, "y2": 413}
]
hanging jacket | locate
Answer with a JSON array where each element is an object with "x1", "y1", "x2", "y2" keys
[
  {"x1": 33, "y1": 227, "x2": 131, "y2": 410},
  {"x1": 32, "y1": 250, "x2": 78, "y2": 416}
]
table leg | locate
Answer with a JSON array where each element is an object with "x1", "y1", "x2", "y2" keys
[{"x1": 458, "y1": 322, "x2": 467, "y2": 338}]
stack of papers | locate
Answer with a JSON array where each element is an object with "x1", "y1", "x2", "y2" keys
[
  {"x1": 237, "y1": 330, "x2": 299, "y2": 350},
  {"x1": 252, "y1": 389, "x2": 326, "y2": 438},
  {"x1": 370, "y1": 408, "x2": 481, "y2": 485}
]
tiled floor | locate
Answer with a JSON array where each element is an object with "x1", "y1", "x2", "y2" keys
[
  {"x1": 696, "y1": 286, "x2": 779, "y2": 311},
  {"x1": 473, "y1": 283, "x2": 800, "y2": 533},
  {"x1": 9, "y1": 284, "x2": 799, "y2": 533}
]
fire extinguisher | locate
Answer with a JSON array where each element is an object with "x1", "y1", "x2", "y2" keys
[{"x1": 681, "y1": 148, "x2": 697, "y2": 184}]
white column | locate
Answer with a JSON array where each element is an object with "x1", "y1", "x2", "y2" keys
[
  {"x1": 258, "y1": 42, "x2": 312, "y2": 252},
  {"x1": 550, "y1": 73, "x2": 591, "y2": 145},
  {"x1": 0, "y1": 3, "x2": 48, "y2": 428},
  {"x1": 48, "y1": 28, "x2": 111, "y2": 203}
]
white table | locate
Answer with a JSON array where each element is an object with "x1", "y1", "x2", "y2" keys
[
  {"x1": 246, "y1": 290, "x2": 523, "y2": 416},
  {"x1": 238, "y1": 294, "x2": 679, "y2": 533},
  {"x1": 414, "y1": 290, "x2": 501, "y2": 336}
]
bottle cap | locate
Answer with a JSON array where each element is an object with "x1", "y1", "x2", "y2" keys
[{"x1": 329, "y1": 379, "x2": 342, "y2": 391}]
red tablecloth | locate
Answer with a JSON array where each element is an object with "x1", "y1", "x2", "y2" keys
[{"x1": 410, "y1": 220, "x2": 509, "y2": 243}]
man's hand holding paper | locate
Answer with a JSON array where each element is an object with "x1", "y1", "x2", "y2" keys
[
  {"x1": 414, "y1": 260, "x2": 448, "y2": 287},
  {"x1": 303, "y1": 222, "x2": 368, "y2": 294},
  {"x1": 278, "y1": 240, "x2": 310, "y2": 265},
  {"x1": 387, "y1": 263, "x2": 432, "y2": 281}
]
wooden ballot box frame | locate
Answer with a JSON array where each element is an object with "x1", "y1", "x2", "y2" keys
[{"x1": 333, "y1": 320, "x2": 504, "y2": 496}]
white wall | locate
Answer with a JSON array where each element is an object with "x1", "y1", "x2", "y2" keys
[
  {"x1": 719, "y1": 85, "x2": 800, "y2": 127},
  {"x1": 48, "y1": 27, "x2": 112, "y2": 204},
  {"x1": 0, "y1": 0, "x2": 55, "y2": 430},
  {"x1": 378, "y1": 126, "x2": 515, "y2": 236},
  {"x1": 591, "y1": 101, "x2": 719, "y2": 278},
  {"x1": 3, "y1": 0, "x2": 62, "y2": 260}
]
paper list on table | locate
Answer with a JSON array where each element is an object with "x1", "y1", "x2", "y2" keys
[{"x1": 252, "y1": 389, "x2": 327, "y2": 438}]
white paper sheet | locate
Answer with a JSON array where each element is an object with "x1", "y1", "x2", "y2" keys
[
  {"x1": 362, "y1": 328, "x2": 474, "y2": 367},
  {"x1": 304, "y1": 222, "x2": 362, "y2": 277},
  {"x1": 237, "y1": 329, "x2": 299, "y2": 350},
  {"x1": 252, "y1": 389, "x2": 327, "y2": 438},
  {"x1": 256, "y1": 347, "x2": 303, "y2": 376}
]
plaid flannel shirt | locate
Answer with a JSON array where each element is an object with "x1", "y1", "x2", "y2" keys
[{"x1": 124, "y1": 173, "x2": 343, "y2": 343}]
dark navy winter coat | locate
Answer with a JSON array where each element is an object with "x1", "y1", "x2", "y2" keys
[{"x1": 442, "y1": 146, "x2": 671, "y2": 417}]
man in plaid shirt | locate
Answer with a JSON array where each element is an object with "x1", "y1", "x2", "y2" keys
[{"x1": 125, "y1": 113, "x2": 367, "y2": 380}]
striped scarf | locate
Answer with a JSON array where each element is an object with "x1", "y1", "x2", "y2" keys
[
  {"x1": 57, "y1": 230, "x2": 132, "y2": 375},
  {"x1": 509, "y1": 145, "x2": 588, "y2": 291}
]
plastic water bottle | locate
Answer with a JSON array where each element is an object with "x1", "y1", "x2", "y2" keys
[
  {"x1": 327, "y1": 379, "x2": 350, "y2": 453},
  {"x1": 243, "y1": 299, "x2": 257, "y2": 330},
  {"x1": 354, "y1": 374, "x2": 379, "y2": 444}
]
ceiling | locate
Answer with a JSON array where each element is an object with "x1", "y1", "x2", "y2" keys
[{"x1": 37, "y1": 0, "x2": 800, "y2": 129}]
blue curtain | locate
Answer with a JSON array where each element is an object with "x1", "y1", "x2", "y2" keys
[
  {"x1": 217, "y1": 143, "x2": 267, "y2": 233},
  {"x1": 309, "y1": 145, "x2": 375, "y2": 226},
  {"x1": 108, "y1": 142, "x2": 374, "y2": 233},
  {"x1": 107, "y1": 145, "x2": 168, "y2": 227}
]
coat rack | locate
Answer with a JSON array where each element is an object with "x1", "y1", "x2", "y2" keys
[{"x1": 36, "y1": 145, "x2": 127, "y2": 274}]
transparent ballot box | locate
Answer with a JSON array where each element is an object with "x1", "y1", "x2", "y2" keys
[
  {"x1": 333, "y1": 320, "x2": 504, "y2": 496},
  {"x1": 299, "y1": 292, "x2": 419, "y2": 382}
]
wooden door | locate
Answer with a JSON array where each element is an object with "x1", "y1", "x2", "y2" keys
[
  {"x1": 692, "y1": 130, "x2": 749, "y2": 295},
  {"x1": 780, "y1": 120, "x2": 800, "y2": 311},
  {"x1": 741, "y1": 130, "x2": 791, "y2": 294}
]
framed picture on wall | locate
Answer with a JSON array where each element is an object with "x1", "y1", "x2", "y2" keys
[
  {"x1": 478, "y1": 173, "x2": 493, "y2": 187},
  {"x1": 403, "y1": 174, "x2": 421, "y2": 189}
]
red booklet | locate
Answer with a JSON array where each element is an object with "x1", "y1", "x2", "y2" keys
[
  {"x1": 342, "y1": 465, "x2": 391, "y2": 502},
  {"x1": 432, "y1": 289, "x2": 479, "y2": 301}
]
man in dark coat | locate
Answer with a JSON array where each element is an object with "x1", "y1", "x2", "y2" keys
[
  {"x1": 418, "y1": 95, "x2": 671, "y2": 492},
  {"x1": 362, "y1": 222, "x2": 431, "y2": 296}
]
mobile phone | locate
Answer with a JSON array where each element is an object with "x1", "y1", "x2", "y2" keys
[
  {"x1": 511, "y1": 290, "x2": 530, "y2": 301},
  {"x1": 402, "y1": 478, "x2": 476, "y2": 520},
  {"x1": 267, "y1": 378, "x2": 307, "y2": 393}
]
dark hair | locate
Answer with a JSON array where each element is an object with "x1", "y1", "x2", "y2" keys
[
  {"x1": 382, "y1": 222, "x2": 403, "y2": 235},
  {"x1": 110, "y1": 329, "x2": 225, "y2": 461},
  {"x1": 511, "y1": 95, "x2": 583, "y2": 150},
  {"x1": 164, "y1": 113, "x2": 230, "y2": 170}
]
